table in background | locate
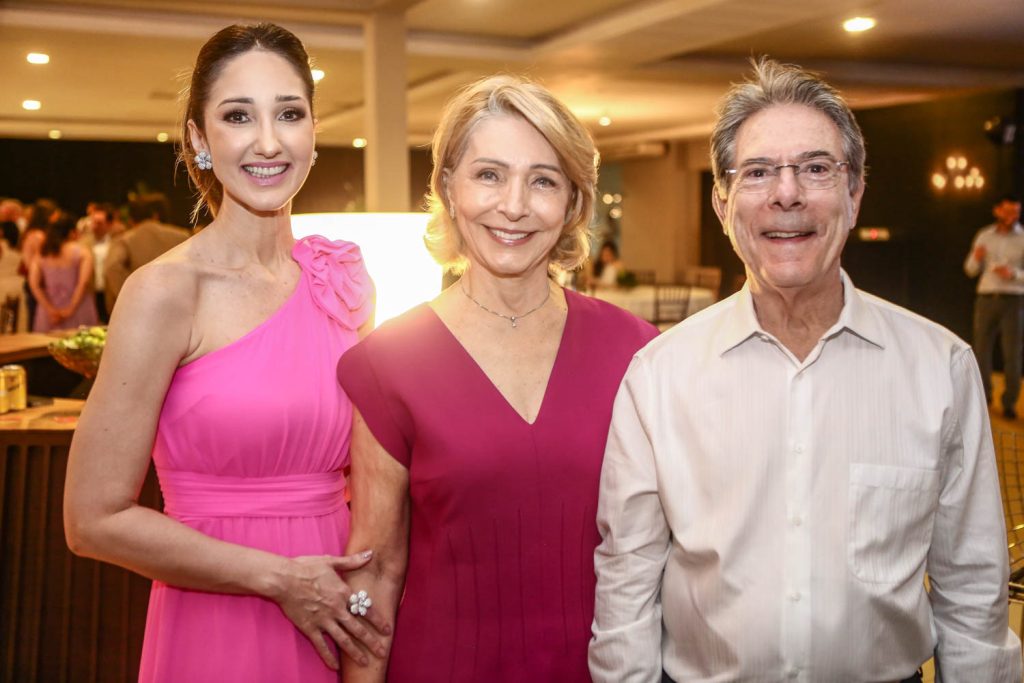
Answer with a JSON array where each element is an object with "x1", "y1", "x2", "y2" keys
[
  {"x1": 0, "y1": 333, "x2": 57, "y2": 365},
  {"x1": 1, "y1": 399, "x2": 161, "y2": 682},
  {"x1": 588, "y1": 285, "x2": 714, "y2": 322}
]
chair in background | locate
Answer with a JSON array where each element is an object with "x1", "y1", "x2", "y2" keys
[
  {"x1": 680, "y1": 266, "x2": 722, "y2": 301},
  {"x1": 633, "y1": 269, "x2": 656, "y2": 286},
  {"x1": 653, "y1": 284, "x2": 691, "y2": 331}
]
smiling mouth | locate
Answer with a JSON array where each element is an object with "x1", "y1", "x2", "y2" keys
[
  {"x1": 243, "y1": 164, "x2": 288, "y2": 178},
  {"x1": 488, "y1": 227, "x2": 531, "y2": 242},
  {"x1": 763, "y1": 230, "x2": 814, "y2": 240}
]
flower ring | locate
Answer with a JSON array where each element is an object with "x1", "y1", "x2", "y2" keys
[{"x1": 348, "y1": 590, "x2": 372, "y2": 616}]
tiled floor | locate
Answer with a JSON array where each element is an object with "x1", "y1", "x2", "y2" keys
[
  {"x1": 899, "y1": 373, "x2": 1024, "y2": 683},
  {"x1": 991, "y1": 374, "x2": 1024, "y2": 590}
]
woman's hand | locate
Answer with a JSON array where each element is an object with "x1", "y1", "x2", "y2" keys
[{"x1": 272, "y1": 551, "x2": 393, "y2": 671}]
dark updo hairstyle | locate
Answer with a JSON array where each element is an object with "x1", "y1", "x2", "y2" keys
[
  {"x1": 41, "y1": 213, "x2": 78, "y2": 257},
  {"x1": 180, "y1": 23, "x2": 315, "y2": 222}
]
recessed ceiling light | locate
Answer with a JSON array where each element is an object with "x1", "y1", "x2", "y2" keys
[
  {"x1": 48, "y1": 129, "x2": 62, "y2": 140},
  {"x1": 311, "y1": 69, "x2": 325, "y2": 83},
  {"x1": 156, "y1": 132, "x2": 169, "y2": 142},
  {"x1": 842, "y1": 16, "x2": 876, "y2": 32},
  {"x1": 598, "y1": 115, "x2": 612, "y2": 127},
  {"x1": 22, "y1": 100, "x2": 41, "y2": 111},
  {"x1": 352, "y1": 137, "x2": 367, "y2": 148},
  {"x1": 27, "y1": 53, "x2": 50, "y2": 65}
]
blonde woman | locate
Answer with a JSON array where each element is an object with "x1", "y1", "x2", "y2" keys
[{"x1": 338, "y1": 75, "x2": 658, "y2": 682}]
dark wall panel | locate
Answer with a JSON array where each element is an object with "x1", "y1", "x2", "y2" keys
[
  {"x1": 0, "y1": 139, "x2": 433, "y2": 227},
  {"x1": 852, "y1": 90, "x2": 1021, "y2": 340}
]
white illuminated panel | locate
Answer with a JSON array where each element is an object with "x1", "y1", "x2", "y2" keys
[{"x1": 292, "y1": 212, "x2": 442, "y2": 326}]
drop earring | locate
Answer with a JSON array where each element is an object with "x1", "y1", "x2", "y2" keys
[
  {"x1": 194, "y1": 150, "x2": 213, "y2": 171},
  {"x1": 312, "y1": 150, "x2": 318, "y2": 167}
]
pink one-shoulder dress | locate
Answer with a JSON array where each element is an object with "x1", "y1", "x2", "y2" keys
[{"x1": 138, "y1": 236, "x2": 373, "y2": 682}]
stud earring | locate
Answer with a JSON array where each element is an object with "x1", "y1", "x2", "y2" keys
[
  {"x1": 312, "y1": 150, "x2": 318, "y2": 167},
  {"x1": 194, "y1": 150, "x2": 213, "y2": 171}
]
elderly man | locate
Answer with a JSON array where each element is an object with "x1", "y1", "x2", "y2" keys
[{"x1": 590, "y1": 58, "x2": 1021, "y2": 683}]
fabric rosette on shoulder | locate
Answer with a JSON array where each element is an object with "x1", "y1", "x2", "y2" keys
[{"x1": 293, "y1": 235, "x2": 374, "y2": 330}]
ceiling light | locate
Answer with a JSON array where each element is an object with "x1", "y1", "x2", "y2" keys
[
  {"x1": 602, "y1": 193, "x2": 614, "y2": 205},
  {"x1": 48, "y1": 130, "x2": 62, "y2": 140},
  {"x1": 156, "y1": 132, "x2": 169, "y2": 142},
  {"x1": 311, "y1": 69, "x2": 325, "y2": 83},
  {"x1": 22, "y1": 100, "x2": 41, "y2": 111},
  {"x1": 842, "y1": 17, "x2": 876, "y2": 32},
  {"x1": 27, "y1": 53, "x2": 50, "y2": 65},
  {"x1": 598, "y1": 115, "x2": 612, "y2": 127},
  {"x1": 353, "y1": 137, "x2": 367, "y2": 148}
]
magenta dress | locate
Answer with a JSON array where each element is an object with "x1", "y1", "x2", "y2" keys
[
  {"x1": 33, "y1": 245, "x2": 98, "y2": 332},
  {"x1": 138, "y1": 236, "x2": 373, "y2": 683},
  {"x1": 338, "y1": 290, "x2": 658, "y2": 682}
]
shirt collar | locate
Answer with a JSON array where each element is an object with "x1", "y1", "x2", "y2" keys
[{"x1": 714, "y1": 269, "x2": 885, "y2": 356}]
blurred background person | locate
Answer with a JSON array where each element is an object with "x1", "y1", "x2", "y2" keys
[
  {"x1": 592, "y1": 239, "x2": 624, "y2": 288},
  {"x1": 0, "y1": 198, "x2": 23, "y2": 241},
  {"x1": 338, "y1": 75, "x2": 657, "y2": 682},
  {"x1": 104, "y1": 192, "x2": 187, "y2": 313},
  {"x1": 0, "y1": 201, "x2": 23, "y2": 332},
  {"x1": 964, "y1": 193, "x2": 1024, "y2": 418},
  {"x1": 19, "y1": 198, "x2": 60, "y2": 328},
  {"x1": 28, "y1": 211, "x2": 99, "y2": 332},
  {"x1": 78, "y1": 202, "x2": 120, "y2": 322}
]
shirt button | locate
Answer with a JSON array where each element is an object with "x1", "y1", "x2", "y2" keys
[
  {"x1": 790, "y1": 515, "x2": 803, "y2": 527},
  {"x1": 788, "y1": 668, "x2": 800, "y2": 679},
  {"x1": 794, "y1": 444, "x2": 805, "y2": 454},
  {"x1": 789, "y1": 591, "x2": 802, "y2": 602}
]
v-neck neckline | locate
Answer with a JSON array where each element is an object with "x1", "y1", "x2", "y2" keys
[{"x1": 424, "y1": 289, "x2": 574, "y2": 427}]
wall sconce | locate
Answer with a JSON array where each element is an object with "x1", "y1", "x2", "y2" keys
[{"x1": 932, "y1": 154, "x2": 984, "y2": 193}]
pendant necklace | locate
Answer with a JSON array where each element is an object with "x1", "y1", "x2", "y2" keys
[{"x1": 459, "y1": 281, "x2": 551, "y2": 328}]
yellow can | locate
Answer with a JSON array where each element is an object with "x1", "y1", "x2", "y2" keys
[{"x1": 2, "y1": 365, "x2": 27, "y2": 411}]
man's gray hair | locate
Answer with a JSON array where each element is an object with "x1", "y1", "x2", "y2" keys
[{"x1": 710, "y1": 57, "x2": 866, "y2": 198}]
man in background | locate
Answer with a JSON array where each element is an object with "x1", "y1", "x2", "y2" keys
[
  {"x1": 104, "y1": 193, "x2": 187, "y2": 313},
  {"x1": 78, "y1": 202, "x2": 122, "y2": 322},
  {"x1": 964, "y1": 193, "x2": 1024, "y2": 418}
]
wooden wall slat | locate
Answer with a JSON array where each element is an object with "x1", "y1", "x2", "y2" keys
[{"x1": 1, "y1": 435, "x2": 161, "y2": 683}]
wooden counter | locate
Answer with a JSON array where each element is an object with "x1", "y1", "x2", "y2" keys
[
  {"x1": 0, "y1": 332, "x2": 58, "y2": 365},
  {"x1": 1, "y1": 399, "x2": 161, "y2": 682}
]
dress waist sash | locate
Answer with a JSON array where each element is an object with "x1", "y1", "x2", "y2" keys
[{"x1": 157, "y1": 469, "x2": 346, "y2": 519}]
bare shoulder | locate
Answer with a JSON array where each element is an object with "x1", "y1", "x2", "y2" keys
[{"x1": 117, "y1": 243, "x2": 199, "y2": 321}]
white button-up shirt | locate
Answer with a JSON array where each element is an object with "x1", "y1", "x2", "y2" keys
[{"x1": 590, "y1": 272, "x2": 1022, "y2": 683}]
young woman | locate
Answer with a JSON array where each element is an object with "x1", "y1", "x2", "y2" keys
[
  {"x1": 29, "y1": 212, "x2": 99, "y2": 331},
  {"x1": 64, "y1": 23, "x2": 387, "y2": 681}
]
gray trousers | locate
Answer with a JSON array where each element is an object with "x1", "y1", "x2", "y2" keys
[{"x1": 973, "y1": 293, "x2": 1024, "y2": 411}]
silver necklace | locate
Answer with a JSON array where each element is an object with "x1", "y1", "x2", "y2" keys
[{"x1": 459, "y1": 281, "x2": 551, "y2": 328}]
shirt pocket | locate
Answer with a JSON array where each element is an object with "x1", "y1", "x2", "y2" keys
[{"x1": 848, "y1": 463, "x2": 941, "y2": 584}]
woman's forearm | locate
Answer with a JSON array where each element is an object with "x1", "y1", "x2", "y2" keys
[
  {"x1": 340, "y1": 553, "x2": 407, "y2": 683},
  {"x1": 67, "y1": 498, "x2": 294, "y2": 599}
]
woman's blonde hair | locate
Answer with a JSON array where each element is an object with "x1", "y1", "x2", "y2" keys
[{"x1": 424, "y1": 74, "x2": 598, "y2": 275}]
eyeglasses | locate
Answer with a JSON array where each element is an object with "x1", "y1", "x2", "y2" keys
[{"x1": 725, "y1": 158, "x2": 850, "y2": 193}]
